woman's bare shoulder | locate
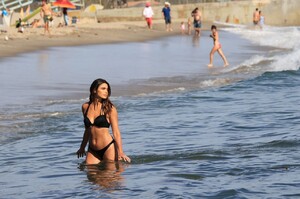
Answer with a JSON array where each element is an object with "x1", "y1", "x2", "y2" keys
[
  {"x1": 82, "y1": 102, "x2": 89, "y2": 113},
  {"x1": 110, "y1": 105, "x2": 118, "y2": 116}
]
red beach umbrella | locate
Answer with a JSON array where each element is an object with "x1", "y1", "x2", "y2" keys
[{"x1": 52, "y1": 0, "x2": 76, "y2": 9}]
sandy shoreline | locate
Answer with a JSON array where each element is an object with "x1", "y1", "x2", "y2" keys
[{"x1": 0, "y1": 18, "x2": 211, "y2": 59}]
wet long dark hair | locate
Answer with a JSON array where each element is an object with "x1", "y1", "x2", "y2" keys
[{"x1": 89, "y1": 78, "x2": 114, "y2": 115}]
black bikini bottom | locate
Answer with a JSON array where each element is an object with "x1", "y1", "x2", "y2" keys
[{"x1": 88, "y1": 139, "x2": 115, "y2": 161}]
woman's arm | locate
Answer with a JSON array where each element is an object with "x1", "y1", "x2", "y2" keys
[
  {"x1": 210, "y1": 32, "x2": 218, "y2": 41},
  {"x1": 110, "y1": 106, "x2": 131, "y2": 163},
  {"x1": 77, "y1": 128, "x2": 90, "y2": 158},
  {"x1": 77, "y1": 103, "x2": 90, "y2": 158},
  {"x1": 214, "y1": 32, "x2": 219, "y2": 41}
]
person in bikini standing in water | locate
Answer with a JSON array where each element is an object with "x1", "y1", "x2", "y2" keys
[
  {"x1": 208, "y1": 25, "x2": 229, "y2": 67},
  {"x1": 77, "y1": 78, "x2": 131, "y2": 164}
]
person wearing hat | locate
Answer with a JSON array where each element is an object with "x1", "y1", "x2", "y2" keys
[
  {"x1": 143, "y1": 2, "x2": 154, "y2": 29},
  {"x1": 162, "y1": 2, "x2": 172, "y2": 31}
]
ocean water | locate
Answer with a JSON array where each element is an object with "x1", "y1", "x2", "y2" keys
[{"x1": 0, "y1": 25, "x2": 300, "y2": 198}]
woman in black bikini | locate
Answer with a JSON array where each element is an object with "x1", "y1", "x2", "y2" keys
[{"x1": 77, "y1": 79, "x2": 131, "y2": 164}]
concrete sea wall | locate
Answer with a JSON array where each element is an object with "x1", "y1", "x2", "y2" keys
[{"x1": 85, "y1": 0, "x2": 300, "y2": 26}]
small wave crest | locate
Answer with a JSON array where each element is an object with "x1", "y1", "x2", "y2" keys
[
  {"x1": 268, "y1": 48, "x2": 300, "y2": 72},
  {"x1": 259, "y1": 139, "x2": 300, "y2": 148},
  {"x1": 224, "y1": 49, "x2": 300, "y2": 75},
  {"x1": 0, "y1": 111, "x2": 65, "y2": 121},
  {"x1": 45, "y1": 98, "x2": 87, "y2": 106},
  {"x1": 130, "y1": 150, "x2": 230, "y2": 164},
  {"x1": 200, "y1": 78, "x2": 236, "y2": 87}
]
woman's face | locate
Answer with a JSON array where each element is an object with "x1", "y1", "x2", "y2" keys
[{"x1": 96, "y1": 83, "x2": 109, "y2": 99}]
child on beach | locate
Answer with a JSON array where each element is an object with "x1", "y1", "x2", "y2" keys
[
  {"x1": 143, "y1": 2, "x2": 154, "y2": 29},
  {"x1": 180, "y1": 21, "x2": 185, "y2": 34},
  {"x1": 208, "y1": 25, "x2": 229, "y2": 67},
  {"x1": 187, "y1": 17, "x2": 192, "y2": 35},
  {"x1": 259, "y1": 10, "x2": 265, "y2": 29}
]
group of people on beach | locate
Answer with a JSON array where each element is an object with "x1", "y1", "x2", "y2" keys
[
  {"x1": 179, "y1": 7, "x2": 202, "y2": 36},
  {"x1": 15, "y1": 0, "x2": 70, "y2": 37},
  {"x1": 142, "y1": 2, "x2": 229, "y2": 67},
  {"x1": 143, "y1": 1, "x2": 172, "y2": 31},
  {"x1": 40, "y1": 0, "x2": 70, "y2": 36},
  {"x1": 253, "y1": 8, "x2": 265, "y2": 28},
  {"x1": 143, "y1": 2, "x2": 201, "y2": 35}
]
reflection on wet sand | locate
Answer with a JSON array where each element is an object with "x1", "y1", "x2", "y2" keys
[
  {"x1": 192, "y1": 34, "x2": 200, "y2": 47},
  {"x1": 79, "y1": 161, "x2": 128, "y2": 191}
]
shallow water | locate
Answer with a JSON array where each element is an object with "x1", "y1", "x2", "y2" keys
[
  {"x1": 0, "y1": 30, "x2": 256, "y2": 106},
  {"x1": 0, "y1": 26, "x2": 300, "y2": 198}
]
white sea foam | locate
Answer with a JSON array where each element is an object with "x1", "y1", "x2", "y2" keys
[
  {"x1": 223, "y1": 26, "x2": 300, "y2": 49},
  {"x1": 268, "y1": 48, "x2": 300, "y2": 72},
  {"x1": 200, "y1": 78, "x2": 233, "y2": 88},
  {"x1": 222, "y1": 25, "x2": 300, "y2": 73}
]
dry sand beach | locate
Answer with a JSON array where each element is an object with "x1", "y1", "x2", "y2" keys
[{"x1": 1, "y1": 0, "x2": 298, "y2": 58}]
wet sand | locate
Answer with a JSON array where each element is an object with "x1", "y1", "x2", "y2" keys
[{"x1": 0, "y1": 18, "x2": 211, "y2": 58}]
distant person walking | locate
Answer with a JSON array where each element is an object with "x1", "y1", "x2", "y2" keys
[
  {"x1": 253, "y1": 8, "x2": 260, "y2": 25},
  {"x1": 191, "y1": 7, "x2": 202, "y2": 36},
  {"x1": 40, "y1": 0, "x2": 54, "y2": 36},
  {"x1": 143, "y1": 2, "x2": 154, "y2": 29},
  {"x1": 62, "y1": 8, "x2": 68, "y2": 26},
  {"x1": 162, "y1": 2, "x2": 172, "y2": 31},
  {"x1": 208, "y1": 25, "x2": 229, "y2": 67}
]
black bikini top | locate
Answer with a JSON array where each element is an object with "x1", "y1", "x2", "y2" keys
[{"x1": 83, "y1": 103, "x2": 110, "y2": 128}]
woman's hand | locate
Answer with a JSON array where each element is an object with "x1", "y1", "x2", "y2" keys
[
  {"x1": 118, "y1": 153, "x2": 131, "y2": 163},
  {"x1": 76, "y1": 148, "x2": 86, "y2": 158}
]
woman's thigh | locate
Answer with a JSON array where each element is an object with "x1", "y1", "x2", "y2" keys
[{"x1": 103, "y1": 143, "x2": 117, "y2": 161}]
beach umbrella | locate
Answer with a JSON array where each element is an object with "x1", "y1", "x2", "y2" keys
[
  {"x1": 84, "y1": 4, "x2": 103, "y2": 13},
  {"x1": 52, "y1": 0, "x2": 76, "y2": 9}
]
